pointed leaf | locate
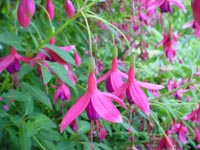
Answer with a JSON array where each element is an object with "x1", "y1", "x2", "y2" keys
[{"x1": 41, "y1": 65, "x2": 52, "y2": 84}]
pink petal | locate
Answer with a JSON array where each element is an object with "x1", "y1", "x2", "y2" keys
[
  {"x1": 53, "y1": 87, "x2": 62, "y2": 103},
  {"x1": 182, "y1": 21, "x2": 194, "y2": 29},
  {"x1": 91, "y1": 93, "x2": 123, "y2": 123},
  {"x1": 60, "y1": 93, "x2": 90, "y2": 132},
  {"x1": 97, "y1": 71, "x2": 111, "y2": 83},
  {"x1": 119, "y1": 71, "x2": 128, "y2": 79},
  {"x1": 0, "y1": 55, "x2": 14, "y2": 73},
  {"x1": 110, "y1": 71, "x2": 124, "y2": 90},
  {"x1": 113, "y1": 83, "x2": 128, "y2": 97},
  {"x1": 129, "y1": 83, "x2": 150, "y2": 115},
  {"x1": 102, "y1": 92, "x2": 126, "y2": 108},
  {"x1": 147, "y1": 0, "x2": 165, "y2": 11},
  {"x1": 178, "y1": 125, "x2": 188, "y2": 144},
  {"x1": 137, "y1": 81, "x2": 164, "y2": 90},
  {"x1": 59, "y1": 45, "x2": 75, "y2": 52},
  {"x1": 169, "y1": 0, "x2": 186, "y2": 13}
]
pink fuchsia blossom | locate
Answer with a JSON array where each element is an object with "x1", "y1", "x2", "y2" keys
[
  {"x1": 46, "y1": 0, "x2": 55, "y2": 20},
  {"x1": 169, "y1": 120, "x2": 188, "y2": 144},
  {"x1": 191, "y1": 0, "x2": 200, "y2": 25},
  {"x1": 147, "y1": 0, "x2": 186, "y2": 13},
  {"x1": 183, "y1": 104, "x2": 200, "y2": 123},
  {"x1": 60, "y1": 71, "x2": 126, "y2": 132},
  {"x1": 183, "y1": 20, "x2": 200, "y2": 39},
  {"x1": 65, "y1": 0, "x2": 75, "y2": 18},
  {"x1": 0, "y1": 47, "x2": 31, "y2": 74},
  {"x1": 53, "y1": 81, "x2": 71, "y2": 103},
  {"x1": 3, "y1": 105, "x2": 9, "y2": 111},
  {"x1": 167, "y1": 79, "x2": 189, "y2": 100},
  {"x1": 74, "y1": 51, "x2": 81, "y2": 67},
  {"x1": 22, "y1": 0, "x2": 35, "y2": 17},
  {"x1": 157, "y1": 131, "x2": 176, "y2": 150},
  {"x1": 114, "y1": 66, "x2": 164, "y2": 115},
  {"x1": 97, "y1": 57, "x2": 128, "y2": 93}
]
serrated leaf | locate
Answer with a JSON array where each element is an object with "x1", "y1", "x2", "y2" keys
[
  {"x1": 47, "y1": 62, "x2": 74, "y2": 89},
  {"x1": 22, "y1": 82, "x2": 52, "y2": 109},
  {"x1": 41, "y1": 65, "x2": 52, "y2": 84},
  {"x1": 45, "y1": 44, "x2": 75, "y2": 65}
]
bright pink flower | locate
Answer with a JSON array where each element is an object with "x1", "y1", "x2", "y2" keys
[
  {"x1": 65, "y1": 0, "x2": 75, "y2": 18},
  {"x1": 46, "y1": 0, "x2": 55, "y2": 20},
  {"x1": 191, "y1": 0, "x2": 200, "y2": 25},
  {"x1": 53, "y1": 81, "x2": 71, "y2": 103},
  {"x1": 147, "y1": 0, "x2": 186, "y2": 13},
  {"x1": 74, "y1": 51, "x2": 81, "y2": 67},
  {"x1": 183, "y1": 104, "x2": 200, "y2": 123},
  {"x1": 169, "y1": 120, "x2": 188, "y2": 144},
  {"x1": 60, "y1": 72, "x2": 126, "y2": 132},
  {"x1": 157, "y1": 131, "x2": 176, "y2": 150},
  {"x1": 114, "y1": 66, "x2": 164, "y2": 115},
  {"x1": 69, "y1": 120, "x2": 78, "y2": 132},
  {"x1": 0, "y1": 47, "x2": 31, "y2": 74},
  {"x1": 97, "y1": 58, "x2": 127, "y2": 93},
  {"x1": 3, "y1": 105, "x2": 9, "y2": 111}
]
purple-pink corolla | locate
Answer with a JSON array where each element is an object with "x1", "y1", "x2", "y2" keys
[
  {"x1": 167, "y1": 79, "x2": 189, "y2": 100},
  {"x1": 46, "y1": 0, "x2": 55, "y2": 20},
  {"x1": 191, "y1": 0, "x2": 200, "y2": 25},
  {"x1": 147, "y1": 0, "x2": 186, "y2": 13},
  {"x1": 114, "y1": 66, "x2": 164, "y2": 115},
  {"x1": 97, "y1": 57, "x2": 128, "y2": 93},
  {"x1": 53, "y1": 81, "x2": 71, "y2": 103},
  {"x1": 60, "y1": 71, "x2": 126, "y2": 132},
  {"x1": 64, "y1": 0, "x2": 75, "y2": 18},
  {"x1": 183, "y1": 104, "x2": 200, "y2": 123},
  {"x1": 169, "y1": 120, "x2": 188, "y2": 144},
  {"x1": 183, "y1": 20, "x2": 200, "y2": 39},
  {"x1": 157, "y1": 131, "x2": 176, "y2": 150},
  {"x1": 0, "y1": 47, "x2": 31, "y2": 74},
  {"x1": 74, "y1": 51, "x2": 81, "y2": 67}
]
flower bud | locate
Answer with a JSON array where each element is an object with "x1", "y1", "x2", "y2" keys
[
  {"x1": 17, "y1": 2, "x2": 31, "y2": 28},
  {"x1": 74, "y1": 51, "x2": 81, "y2": 67},
  {"x1": 65, "y1": 0, "x2": 75, "y2": 18},
  {"x1": 46, "y1": 0, "x2": 54, "y2": 20},
  {"x1": 23, "y1": 0, "x2": 36, "y2": 18}
]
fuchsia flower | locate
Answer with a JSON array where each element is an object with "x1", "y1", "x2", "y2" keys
[
  {"x1": 65, "y1": 0, "x2": 75, "y2": 18},
  {"x1": 46, "y1": 0, "x2": 55, "y2": 20},
  {"x1": 147, "y1": 0, "x2": 186, "y2": 13},
  {"x1": 0, "y1": 47, "x2": 31, "y2": 74},
  {"x1": 169, "y1": 120, "x2": 188, "y2": 144},
  {"x1": 167, "y1": 79, "x2": 189, "y2": 100},
  {"x1": 60, "y1": 71, "x2": 126, "y2": 132},
  {"x1": 191, "y1": 0, "x2": 200, "y2": 25},
  {"x1": 114, "y1": 66, "x2": 164, "y2": 115},
  {"x1": 17, "y1": 0, "x2": 35, "y2": 28},
  {"x1": 157, "y1": 131, "x2": 176, "y2": 150},
  {"x1": 157, "y1": 28, "x2": 178, "y2": 62},
  {"x1": 97, "y1": 57, "x2": 127, "y2": 93},
  {"x1": 183, "y1": 20, "x2": 200, "y2": 39},
  {"x1": 53, "y1": 81, "x2": 71, "y2": 103},
  {"x1": 183, "y1": 104, "x2": 200, "y2": 123}
]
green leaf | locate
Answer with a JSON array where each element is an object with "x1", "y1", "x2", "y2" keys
[
  {"x1": 41, "y1": 65, "x2": 52, "y2": 84},
  {"x1": 78, "y1": 121, "x2": 90, "y2": 133},
  {"x1": 26, "y1": 121, "x2": 38, "y2": 137},
  {"x1": 2, "y1": 90, "x2": 28, "y2": 102},
  {"x1": 22, "y1": 82, "x2": 52, "y2": 109},
  {"x1": 45, "y1": 44, "x2": 75, "y2": 65},
  {"x1": 32, "y1": 114, "x2": 56, "y2": 129},
  {"x1": 0, "y1": 32, "x2": 25, "y2": 51},
  {"x1": 47, "y1": 62, "x2": 75, "y2": 89},
  {"x1": 25, "y1": 97, "x2": 34, "y2": 115},
  {"x1": 19, "y1": 125, "x2": 31, "y2": 150}
]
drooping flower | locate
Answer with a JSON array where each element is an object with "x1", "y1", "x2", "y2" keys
[
  {"x1": 191, "y1": 0, "x2": 200, "y2": 25},
  {"x1": 183, "y1": 20, "x2": 200, "y2": 39},
  {"x1": 169, "y1": 120, "x2": 188, "y2": 144},
  {"x1": 53, "y1": 81, "x2": 71, "y2": 103},
  {"x1": 0, "y1": 47, "x2": 31, "y2": 74},
  {"x1": 157, "y1": 131, "x2": 176, "y2": 150},
  {"x1": 97, "y1": 57, "x2": 127, "y2": 93},
  {"x1": 147, "y1": 0, "x2": 186, "y2": 13},
  {"x1": 183, "y1": 104, "x2": 200, "y2": 123},
  {"x1": 65, "y1": 0, "x2": 75, "y2": 18},
  {"x1": 114, "y1": 66, "x2": 164, "y2": 115},
  {"x1": 60, "y1": 70, "x2": 126, "y2": 132},
  {"x1": 46, "y1": 0, "x2": 55, "y2": 20}
]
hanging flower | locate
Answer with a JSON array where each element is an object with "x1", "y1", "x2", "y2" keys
[
  {"x1": 191, "y1": 0, "x2": 200, "y2": 25},
  {"x1": 65, "y1": 0, "x2": 75, "y2": 18},
  {"x1": 60, "y1": 69, "x2": 126, "y2": 132},
  {"x1": 97, "y1": 57, "x2": 127, "y2": 93},
  {"x1": 46, "y1": 0, "x2": 55, "y2": 20},
  {"x1": 157, "y1": 131, "x2": 176, "y2": 150}
]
